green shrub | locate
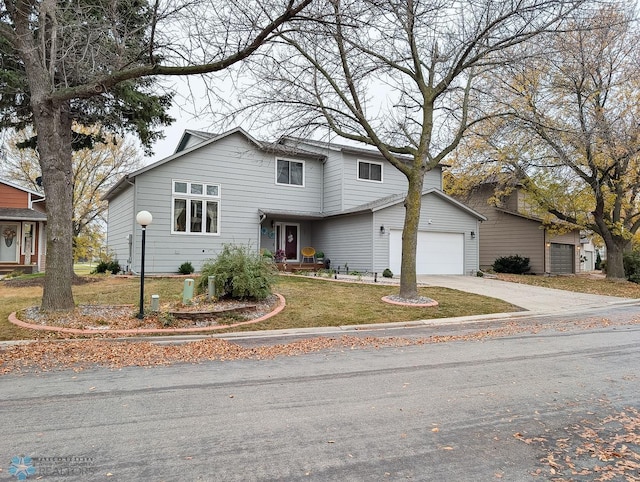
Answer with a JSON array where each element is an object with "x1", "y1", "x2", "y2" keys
[
  {"x1": 178, "y1": 261, "x2": 194, "y2": 275},
  {"x1": 382, "y1": 268, "x2": 393, "y2": 278},
  {"x1": 492, "y1": 255, "x2": 531, "y2": 274},
  {"x1": 92, "y1": 259, "x2": 121, "y2": 274},
  {"x1": 623, "y1": 251, "x2": 640, "y2": 283},
  {"x1": 197, "y1": 244, "x2": 277, "y2": 300},
  {"x1": 595, "y1": 251, "x2": 602, "y2": 270}
]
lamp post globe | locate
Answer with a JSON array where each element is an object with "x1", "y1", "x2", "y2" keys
[
  {"x1": 136, "y1": 211, "x2": 152, "y2": 319},
  {"x1": 136, "y1": 210, "x2": 153, "y2": 227}
]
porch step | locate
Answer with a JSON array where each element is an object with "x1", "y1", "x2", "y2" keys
[
  {"x1": 0, "y1": 264, "x2": 34, "y2": 276},
  {"x1": 276, "y1": 262, "x2": 324, "y2": 273}
]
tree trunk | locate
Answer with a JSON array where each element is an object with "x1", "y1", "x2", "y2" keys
[
  {"x1": 603, "y1": 237, "x2": 629, "y2": 280},
  {"x1": 399, "y1": 173, "x2": 425, "y2": 299},
  {"x1": 33, "y1": 101, "x2": 76, "y2": 311}
]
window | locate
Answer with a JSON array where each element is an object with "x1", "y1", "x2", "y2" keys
[
  {"x1": 172, "y1": 180, "x2": 220, "y2": 235},
  {"x1": 276, "y1": 159, "x2": 304, "y2": 186},
  {"x1": 357, "y1": 160, "x2": 383, "y2": 182}
]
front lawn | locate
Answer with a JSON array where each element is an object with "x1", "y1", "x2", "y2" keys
[{"x1": 0, "y1": 274, "x2": 520, "y2": 340}]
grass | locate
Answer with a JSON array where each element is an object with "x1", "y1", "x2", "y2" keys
[
  {"x1": 1, "y1": 272, "x2": 638, "y2": 341},
  {"x1": 496, "y1": 273, "x2": 640, "y2": 298},
  {"x1": 0, "y1": 274, "x2": 518, "y2": 341}
]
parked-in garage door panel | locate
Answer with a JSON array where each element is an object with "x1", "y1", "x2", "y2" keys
[
  {"x1": 550, "y1": 243, "x2": 574, "y2": 274},
  {"x1": 390, "y1": 231, "x2": 464, "y2": 274}
]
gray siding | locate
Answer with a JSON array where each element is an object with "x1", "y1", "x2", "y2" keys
[
  {"x1": 311, "y1": 214, "x2": 373, "y2": 272},
  {"x1": 105, "y1": 183, "x2": 134, "y2": 271},
  {"x1": 373, "y1": 192, "x2": 480, "y2": 274},
  {"x1": 279, "y1": 138, "x2": 442, "y2": 213},
  {"x1": 339, "y1": 153, "x2": 443, "y2": 212},
  {"x1": 127, "y1": 132, "x2": 324, "y2": 273}
]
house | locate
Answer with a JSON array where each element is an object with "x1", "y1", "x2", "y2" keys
[
  {"x1": 459, "y1": 183, "x2": 581, "y2": 274},
  {"x1": 104, "y1": 128, "x2": 485, "y2": 275},
  {"x1": 0, "y1": 179, "x2": 47, "y2": 274}
]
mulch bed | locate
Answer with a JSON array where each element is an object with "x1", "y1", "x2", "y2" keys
[{"x1": 15, "y1": 295, "x2": 279, "y2": 332}]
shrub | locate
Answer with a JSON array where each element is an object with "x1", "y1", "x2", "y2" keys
[
  {"x1": 382, "y1": 268, "x2": 393, "y2": 278},
  {"x1": 595, "y1": 251, "x2": 602, "y2": 270},
  {"x1": 197, "y1": 244, "x2": 277, "y2": 300},
  {"x1": 623, "y1": 251, "x2": 640, "y2": 283},
  {"x1": 92, "y1": 259, "x2": 121, "y2": 274},
  {"x1": 492, "y1": 255, "x2": 531, "y2": 274},
  {"x1": 178, "y1": 261, "x2": 194, "y2": 275}
]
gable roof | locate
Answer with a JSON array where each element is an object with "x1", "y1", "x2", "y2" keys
[
  {"x1": 103, "y1": 127, "x2": 326, "y2": 201},
  {"x1": 340, "y1": 188, "x2": 486, "y2": 220},
  {"x1": 259, "y1": 189, "x2": 486, "y2": 221}
]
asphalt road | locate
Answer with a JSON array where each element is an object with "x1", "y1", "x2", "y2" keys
[{"x1": 2, "y1": 317, "x2": 639, "y2": 481}]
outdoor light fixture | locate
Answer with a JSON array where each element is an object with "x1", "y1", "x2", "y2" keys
[
  {"x1": 380, "y1": 225, "x2": 386, "y2": 234},
  {"x1": 136, "y1": 210, "x2": 153, "y2": 319},
  {"x1": 470, "y1": 231, "x2": 476, "y2": 239}
]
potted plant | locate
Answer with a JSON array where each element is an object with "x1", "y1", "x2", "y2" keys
[{"x1": 315, "y1": 251, "x2": 325, "y2": 263}]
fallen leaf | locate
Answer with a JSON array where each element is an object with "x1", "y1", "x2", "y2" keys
[{"x1": 431, "y1": 427, "x2": 439, "y2": 433}]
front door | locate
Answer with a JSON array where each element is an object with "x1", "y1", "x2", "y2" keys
[
  {"x1": 276, "y1": 223, "x2": 299, "y2": 262},
  {"x1": 0, "y1": 223, "x2": 20, "y2": 262}
]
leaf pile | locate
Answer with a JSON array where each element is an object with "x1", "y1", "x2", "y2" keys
[{"x1": 517, "y1": 407, "x2": 640, "y2": 481}]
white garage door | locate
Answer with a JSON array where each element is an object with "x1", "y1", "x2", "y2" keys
[{"x1": 390, "y1": 230, "x2": 464, "y2": 275}]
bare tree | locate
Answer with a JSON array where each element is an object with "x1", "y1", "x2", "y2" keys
[
  {"x1": 467, "y1": 5, "x2": 640, "y2": 279},
  {"x1": 0, "y1": 0, "x2": 312, "y2": 310},
  {"x1": 237, "y1": 0, "x2": 589, "y2": 299}
]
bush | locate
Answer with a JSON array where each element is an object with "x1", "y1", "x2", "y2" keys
[
  {"x1": 92, "y1": 259, "x2": 121, "y2": 274},
  {"x1": 382, "y1": 268, "x2": 393, "y2": 278},
  {"x1": 197, "y1": 244, "x2": 277, "y2": 300},
  {"x1": 623, "y1": 251, "x2": 640, "y2": 283},
  {"x1": 492, "y1": 255, "x2": 531, "y2": 274},
  {"x1": 595, "y1": 251, "x2": 602, "y2": 270},
  {"x1": 178, "y1": 261, "x2": 194, "y2": 275}
]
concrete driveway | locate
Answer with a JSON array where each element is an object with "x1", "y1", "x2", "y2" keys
[{"x1": 417, "y1": 275, "x2": 636, "y2": 314}]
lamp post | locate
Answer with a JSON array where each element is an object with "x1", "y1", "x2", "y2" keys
[{"x1": 136, "y1": 210, "x2": 153, "y2": 319}]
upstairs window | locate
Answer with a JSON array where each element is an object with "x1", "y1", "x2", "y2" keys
[
  {"x1": 276, "y1": 159, "x2": 304, "y2": 186},
  {"x1": 172, "y1": 180, "x2": 220, "y2": 235},
  {"x1": 357, "y1": 160, "x2": 383, "y2": 182}
]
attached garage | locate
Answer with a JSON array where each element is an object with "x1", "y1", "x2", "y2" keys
[
  {"x1": 550, "y1": 243, "x2": 574, "y2": 274},
  {"x1": 389, "y1": 230, "x2": 464, "y2": 275}
]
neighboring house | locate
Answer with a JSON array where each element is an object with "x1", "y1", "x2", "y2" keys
[
  {"x1": 460, "y1": 183, "x2": 581, "y2": 274},
  {"x1": 579, "y1": 234, "x2": 604, "y2": 272},
  {"x1": 104, "y1": 128, "x2": 485, "y2": 275},
  {"x1": 0, "y1": 179, "x2": 47, "y2": 274}
]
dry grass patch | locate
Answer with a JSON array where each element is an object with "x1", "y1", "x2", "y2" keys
[{"x1": 496, "y1": 274, "x2": 640, "y2": 298}]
